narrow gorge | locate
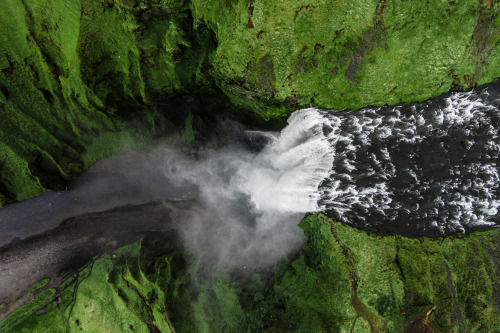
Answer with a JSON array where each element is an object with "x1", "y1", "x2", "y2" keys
[{"x1": 1, "y1": 0, "x2": 499, "y2": 332}]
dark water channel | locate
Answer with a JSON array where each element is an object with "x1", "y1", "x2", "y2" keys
[{"x1": 1, "y1": 81, "x2": 499, "y2": 319}]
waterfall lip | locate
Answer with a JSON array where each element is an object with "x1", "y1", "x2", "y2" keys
[{"x1": 232, "y1": 108, "x2": 335, "y2": 214}]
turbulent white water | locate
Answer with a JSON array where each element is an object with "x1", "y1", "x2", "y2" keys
[
  {"x1": 234, "y1": 110, "x2": 334, "y2": 214},
  {"x1": 206, "y1": 83, "x2": 499, "y2": 238},
  {"x1": 310, "y1": 86, "x2": 500, "y2": 236},
  {"x1": 1, "y1": 82, "x2": 499, "y2": 273},
  {"x1": 171, "y1": 83, "x2": 500, "y2": 252},
  {"x1": 154, "y1": 113, "x2": 338, "y2": 267}
]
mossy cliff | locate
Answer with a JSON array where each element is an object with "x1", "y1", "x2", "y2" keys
[
  {"x1": 0, "y1": 0, "x2": 216, "y2": 206},
  {"x1": 197, "y1": 0, "x2": 500, "y2": 117},
  {"x1": 1, "y1": 0, "x2": 500, "y2": 206},
  {"x1": 1, "y1": 214, "x2": 498, "y2": 332},
  {"x1": 1, "y1": 3, "x2": 500, "y2": 330}
]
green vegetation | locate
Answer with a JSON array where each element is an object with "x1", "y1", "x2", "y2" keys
[
  {"x1": 1, "y1": 2, "x2": 499, "y2": 330},
  {"x1": 0, "y1": 0, "x2": 215, "y2": 206},
  {"x1": 3, "y1": 214, "x2": 498, "y2": 332},
  {"x1": 193, "y1": 0, "x2": 500, "y2": 116},
  {"x1": 1, "y1": 0, "x2": 500, "y2": 205}
]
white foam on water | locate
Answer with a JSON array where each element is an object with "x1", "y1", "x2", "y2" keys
[{"x1": 312, "y1": 87, "x2": 500, "y2": 235}]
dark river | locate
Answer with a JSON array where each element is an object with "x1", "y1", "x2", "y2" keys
[
  {"x1": 1, "y1": 81, "x2": 499, "y2": 319},
  {"x1": 319, "y1": 81, "x2": 500, "y2": 236}
]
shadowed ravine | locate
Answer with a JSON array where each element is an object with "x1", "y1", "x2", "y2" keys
[{"x1": 1, "y1": 82, "x2": 499, "y2": 319}]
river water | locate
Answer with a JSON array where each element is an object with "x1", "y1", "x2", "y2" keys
[
  {"x1": 317, "y1": 83, "x2": 500, "y2": 236},
  {"x1": 228, "y1": 81, "x2": 500, "y2": 237},
  {"x1": 0, "y1": 82, "x2": 499, "y2": 317}
]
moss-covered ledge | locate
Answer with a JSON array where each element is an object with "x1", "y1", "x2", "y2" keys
[{"x1": 2, "y1": 214, "x2": 498, "y2": 332}]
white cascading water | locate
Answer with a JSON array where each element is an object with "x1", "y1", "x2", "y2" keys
[
  {"x1": 233, "y1": 109, "x2": 334, "y2": 214},
  {"x1": 1, "y1": 82, "x2": 498, "y2": 269},
  {"x1": 2, "y1": 84, "x2": 499, "y2": 324},
  {"x1": 156, "y1": 110, "x2": 337, "y2": 267},
  {"x1": 219, "y1": 83, "x2": 500, "y2": 238},
  {"x1": 171, "y1": 82, "x2": 499, "y2": 263}
]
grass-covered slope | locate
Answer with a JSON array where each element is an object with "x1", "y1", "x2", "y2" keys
[
  {"x1": 192, "y1": 0, "x2": 500, "y2": 118},
  {"x1": 1, "y1": 0, "x2": 500, "y2": 206},
  {"x1": 0, "y1": 0, "x2": 215, "y2": 207},
  {"x1": 3, "y1": 214, "x2": 498, "y2": 332}
]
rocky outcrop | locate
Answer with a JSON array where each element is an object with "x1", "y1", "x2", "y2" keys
[{"x1": 1, "y1": 0, "x2": 500, "y2": 206}]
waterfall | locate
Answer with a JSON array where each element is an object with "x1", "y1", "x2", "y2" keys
[{"x1": 1, "y1": 83, "x2": 499, "y2": 273}]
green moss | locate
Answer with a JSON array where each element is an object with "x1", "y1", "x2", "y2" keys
[
  {"x1": 80, "y1": 131, "x2": 141, "y2": 169},
  {"x1": 0, "y1": 0, "x2": 215, "y2": 205},
  {"x1": 0, "y1": 1, "x2": 32, "y2": 64},
  {"x1": 334, "y1": 220, "x2": 500, "y2": 332},
  {"x1": 28, "y1": 279, "x2": 50, "y2": 295},
  {"x1": 0, "y1": 288, "x2": 60, "y2": 332},
  {"x1": 67, "y1": 259, "x2": 153, "y2": 333},
  {"x1": 0, "y1": 0, "x2": 117, "y2": 203},
  {"x1": 191, "y1": 0, "x2": 500, "y2": 112},
  {"x1": 0, "y1": 142, "x2": 45, "y2": 202},
  {"x1": 78, "y1": 0, "x2": 215, "y2": 105}
]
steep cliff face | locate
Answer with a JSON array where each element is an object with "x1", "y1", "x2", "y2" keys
[
  {"x1": 0, "y1": 0, "x2": 215, "y2": 206},
  {"x1": 2, "y1": 214, "x2": 498, "y2": 332},
  {"x1": 1, "y1": 0, "x2": 500, "y2": 206}
]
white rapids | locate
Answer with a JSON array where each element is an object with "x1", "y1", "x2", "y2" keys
[{"x1": 292, "y1": 85, "x2": 500, "y2": 236}]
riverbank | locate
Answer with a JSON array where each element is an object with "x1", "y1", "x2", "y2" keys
[{"x1": 1, "y1": 214, "x2": 498, "y2": 332}]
